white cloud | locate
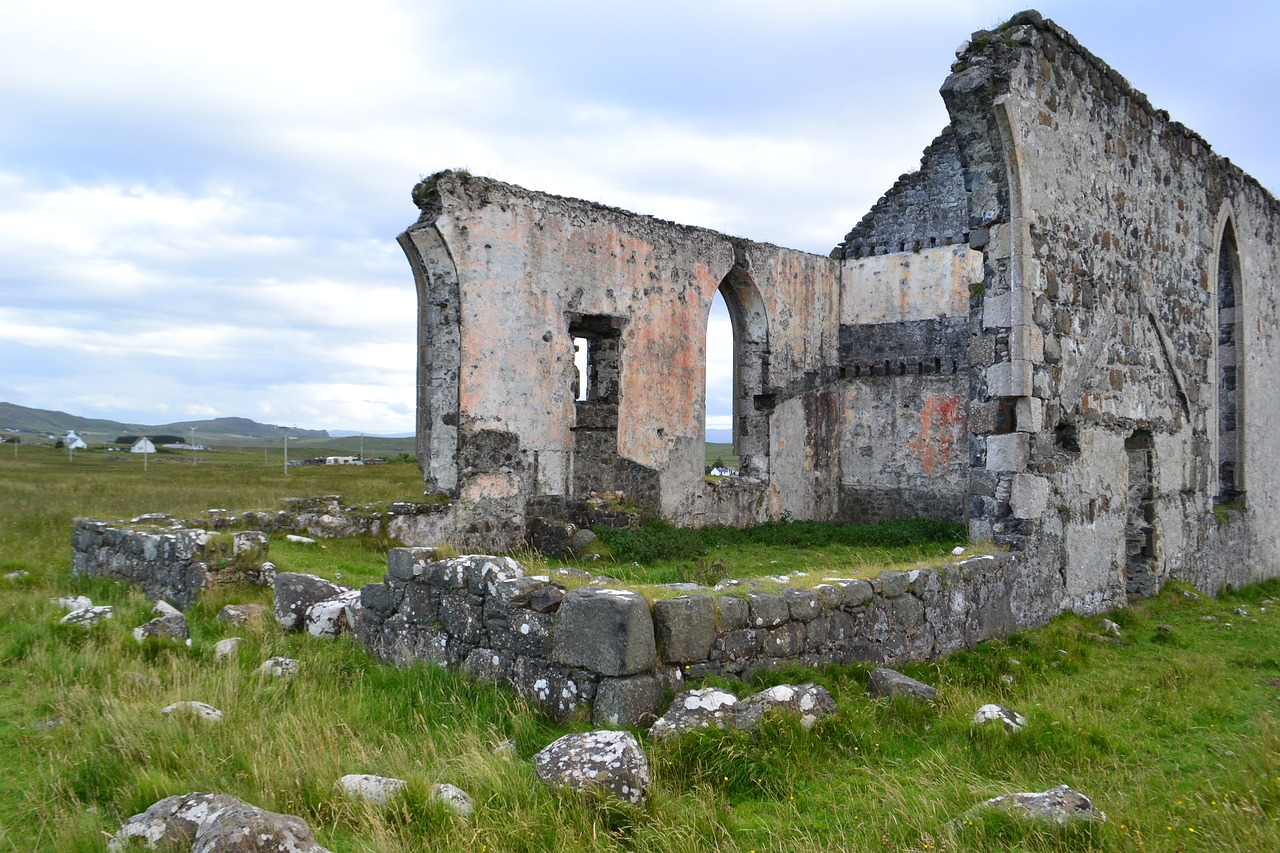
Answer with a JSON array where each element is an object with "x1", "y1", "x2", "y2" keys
[{"x1": 1, "y1": 0, "x2": 1277, "y2": 435}]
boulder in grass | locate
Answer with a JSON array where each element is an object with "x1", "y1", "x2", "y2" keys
[
  {"x1": 972, "y1": 703, "x2": 1026, "y2": 732},
  {"x1": 259, "y1": 657, "x2": 299, "y2": 678},
  {"x1": 152, "y1": 600, "x2": 182, "y2": 618},
  {"x1": 431, "y1": 783, "x2": 475, "y2": 818},
  {"x1": 161, "y1": 701, "x2": 223, "y2": 722},
  {"x1": 108, "y1": 792, "x2": 243, "y2": 851},
  {"x1": 335, "y1": 774, "x2": 406, "y2": 806},
  {"x1": 51, "y1": 595, "x2": 93, "y2": 612},
  {"x1": 274, "y1": 573, "x2": 350, "y2": 631},
  {"x1": 735, "y1": 683, "x2": 837, "y2": 731},
  {"x1": 979, "y1": 784, "x2": 1107, "y2": 824},
  {"x1": 60, "y1": 605, "x2": 113, "y2": 627},
  {"x1": 648, "y1": 688, "x2": 739, "y2": 739},
  {"x1": 110, "y1": 792, "x2": 334, "y2": 851},
  {"x1": 213, "y1": 637, "x2": 242, "y2": 661},
  {"x1": 133, "y1": 613, "x2": 190, "y2": 644},
  {"x1": 533, "y1": 730, "x2": 650, "y2": 805},
  {"x1": 865, "y1": 667, "x2": 936, "y2": 702}
]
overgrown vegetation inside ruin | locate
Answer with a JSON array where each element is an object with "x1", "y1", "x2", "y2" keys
[
  {"x1": 3, "y1": 445, "x2": 1280, "y2": 850},
  {"x1": 589, "y1": 516, "x2": 970, "y2": 588}
]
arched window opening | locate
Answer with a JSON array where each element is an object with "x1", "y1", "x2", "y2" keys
[
  {"x1": 705, "y1": 289, "x2": 736, "y2": 474},
  {"x1": 711, "y1": 267, "x2": 771, "y2": 479},
  {"x1": 1217, "y1": 221, "x2": 1244, "y2": 501}
]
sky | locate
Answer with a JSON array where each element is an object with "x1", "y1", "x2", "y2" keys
[{"x1": 2, "y1": 1, "x2": 1277, "y2": 436}]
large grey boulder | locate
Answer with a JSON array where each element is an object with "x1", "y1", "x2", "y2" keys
[
  {"x1": 648, "y1": 687, "x2": 739, "y2": 739},
  {"x1": 979, "y1": 784, "x2": 1107, "y2": 824},
  {"x1": 865, "y1": 667, "x2": 936, "y2": 702},
  {"x1": 533, "y1": 730, "x2": 650, "y2": 805},
  {"x1": 551, "y1": 588, "x2": 655, "y2": 676},
  {"x1": 653, "y1": 595, "x2": 716, "y2": 663},
  {"x1": 274, "y1": 573, "x2": 350, "y2": 631},
  {"x1": 108, "y1": 792, "x2": 242, "y2": 850},
  {"x1": 110, "y1": 792, "x2": 334, "y2": 852},
  {"x1": 735, "y1": 683, "x2": 837, "y2": 730}
]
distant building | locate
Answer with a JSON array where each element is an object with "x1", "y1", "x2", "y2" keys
[
  {"x1": 130, "y1": 438, "x2": 156, "y2": 454},
  {"x1": 61, "y1": 430, "x2": 87, "y2": 450}
]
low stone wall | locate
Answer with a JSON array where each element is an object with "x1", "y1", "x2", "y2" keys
[
  {"x1": 353, "y1": 549, "x2": 1034, "y2": 724},
  {"x1": 71, "y1": 518, "x2": 271, "y2": 610}
]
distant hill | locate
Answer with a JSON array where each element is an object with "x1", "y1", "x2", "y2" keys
[{"x1": 0, "y1": 402, "x2": 329, "y2": 445}]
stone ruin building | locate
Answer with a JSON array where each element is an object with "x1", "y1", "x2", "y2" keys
[{"x1": 397, "y1": 11, "x2": 1280, "y2": 615}]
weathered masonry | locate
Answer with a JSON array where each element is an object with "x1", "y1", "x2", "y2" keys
[{"x1": 398, "y1": 11, "x2": 1280, "y2": 614}]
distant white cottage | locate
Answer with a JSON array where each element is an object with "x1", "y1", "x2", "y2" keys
[
  {"x1": 62, "y1": 430, "x2": 87, "y2": 450},
  {"x1": 130, "y1": 438, "x2": 156, "y2": 454}
]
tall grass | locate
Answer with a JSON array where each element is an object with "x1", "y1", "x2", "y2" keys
[{"x1": 2, "y1": 446, "x2": 1280, "y2": 850}]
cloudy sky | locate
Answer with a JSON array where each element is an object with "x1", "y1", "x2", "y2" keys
[{"x1": 3, "y1": 1, "x2": 1277, "y2": 436}]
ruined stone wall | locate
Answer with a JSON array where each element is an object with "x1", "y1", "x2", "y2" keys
[
  {"x1": 941, "y1": 12, "x2": 1280, "y2": 604},
  {"x1": 834, "y1": 246, "x2": 983, "y2": 523},
  {"x1": 400, "y1": 176, "x2": 842, "y2": 546},
  {"x1": 354, "y1": 548, "x2": 1030, "y2": 724},
  {"x1": 835, "y1": 128, "x2": 970, "y2": 259},
  {"x1": 71, "y1": 519, "x2": 271, "y2": 610}
]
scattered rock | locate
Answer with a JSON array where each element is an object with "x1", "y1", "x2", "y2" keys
[
  {"x1": 274, "y1": 573, "x2": 351, "y2": 631},
  {"x1": 335, "y1": 774, "x2": 406, "y2": 806},
  {"x1": 285, "y1": 534, "x2": 317, "y2": 544},
  {"x1": 533, "y1": 730, "x2": 650, "y2": 805},
  {"x1": 259, "y1": 657, "x2": 299, "y2": 678},
  {"x1": 31, "y1": 716, "x2": 63, "y2": 731},
  {"x1": 3, "y1": 570, "x2": 30, "y2": 581},
  {"x1": 649, "y1": 687, "x2": 739, "y2": 739},
  {"x1": 431, "y1": 782, "x2": 475, "y2": 818},
  {"x1": 51, "y1": 595, "x2": 93, "y2": 611},
  {"x1": 735, "y1": 683, "x2": 837, "y2": 730},
  {"x1": 979, "y1": 784, "x2": 1107, "y2": 824},
  {"x1": 1234, "y1": 606, "x2": 1251, "y2": 617},
  {"x1": 865, "y1": 668, "x2": 936, "y2": 702},
  {"x1": 161, "y1": 701, "x2": 223, "y2": 722},
  {"x1": 1156, "y1": 624, "x2": 1173, "y2": 633},
  {"x1": 305, "y1": 590, "x2": 362, "y2": 638},
  {"x1": 218, "y1": 603, "x2": 268, "y2": 626},
  {"x1": 213, "y1": 637, "x2": 242, "y2": 660},
  {"x1": 1202, "y1": 615, "x2": 1217, "y2": 622},
  {"x1": 1099, "y1": 618, "x2": 1121, "y2": 636},
  {"x1": 60, "y1": 605, "x2": 113, "y2": 627},
  {"x1": 106, "y1": 794, "x2": 327, "y2": 853},
  {"x1": 1000, "y1": 674, "x2": 1015, "y2": 685},
  {"x1": 570, "y1": 528, "x2": 598, "y2": 556},
  {"x1": 153, "y1": 600, "x2": 183, "y2": 617},
  {"x1": 972, "y1": 703, "x2": 1026, "y2": 732},
  {"x1": 1183, "y1": 590, "x2": 1200, "y2": 600},
  {"x1": 133, "y1": 613, "x2": 190, "y2": 644},
  {"x1": 493, "y1": 739, "x2": 518, "y2": 760},
  {"x1": 951, "y1": 546, "x2": 966, "y2": 556}
]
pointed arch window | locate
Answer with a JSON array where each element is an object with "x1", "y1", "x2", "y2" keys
[{"x1": 1216, "y1": 220, "x2": 1244, "y2": 501}]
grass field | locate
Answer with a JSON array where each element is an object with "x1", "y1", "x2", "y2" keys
[{"x1": 3, "y1": 446, "x2": 1280, "y2": 850}]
